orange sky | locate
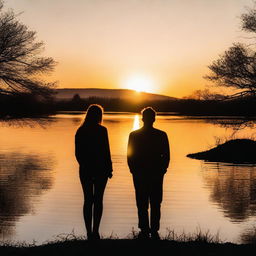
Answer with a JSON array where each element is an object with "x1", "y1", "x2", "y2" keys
[{"x1": 5, "y1": 0, "x2": 253, "y2": 97}]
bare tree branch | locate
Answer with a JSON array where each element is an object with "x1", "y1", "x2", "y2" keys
[
  {"x1": 205, "y1": 43, "x2": 256, "y2": 97},
  {"x1": 0, "y1": 1, "x2": 57, "y2": 99}
]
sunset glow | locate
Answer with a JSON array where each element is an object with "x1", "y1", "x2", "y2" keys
[
  {"x1": 4, "y1": 0, "x2": 253, "y2": 97},
  {"x1": 1, "y1": 0, "x2": 256, "y2": 247},
  {"x1": 122, "y1": 75, "x2": 155, "y2": 93}
]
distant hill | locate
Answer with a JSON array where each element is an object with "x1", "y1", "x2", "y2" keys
[{"x1": 54, "y1": 88, "x2": 176, "y2": 101}]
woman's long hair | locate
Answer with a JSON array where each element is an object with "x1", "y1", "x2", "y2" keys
[{"x1": 81, "y1": 104, "x2": 103, "y2": 126}]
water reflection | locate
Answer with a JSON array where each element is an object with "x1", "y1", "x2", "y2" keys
[
  {"x1": 202, "y1": 163, "x2": 256, "y2": 222},
  {"x1": 240, "y1": 226, "x2": 256, "y2": 244},
  {"x1": 0, "y1": 152, "x2": 54, "y2": 239},
  {"x1": 132, "y1": 114, "x2": 140, "y2": 131},
  {"x1": 1, "y1": 113, "x2": 256, "y2": 243},
  {"x1": 0, "y1": 117, "x2": 55, "y2": 128},
  {"x1": 206, "y1": 118, "x2": 256, "y2": 136}
]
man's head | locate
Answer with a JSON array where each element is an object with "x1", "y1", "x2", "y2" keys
[{"x1": 141, "y1": 107, "x2": 156, "y2": 126}]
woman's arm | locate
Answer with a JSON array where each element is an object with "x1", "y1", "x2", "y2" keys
[{"x1": 103, "y1": 127, "x2": 113, "y2": 178}]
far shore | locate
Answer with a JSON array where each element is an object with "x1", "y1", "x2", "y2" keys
[{"x1": 1, "y1": 93, "x2": 256, "y2": 118}]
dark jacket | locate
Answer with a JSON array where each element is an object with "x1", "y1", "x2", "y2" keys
[
  {"x1": 127, "y1": 126, "x2": 170, "y2": 176},
  {"x1": 75, "y1": 124, "x2": 113, "y2": 177}
]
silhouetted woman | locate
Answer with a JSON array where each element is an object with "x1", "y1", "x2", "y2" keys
[{"x1": 75, "y1": 104, "x2": 113, "y2": 240}]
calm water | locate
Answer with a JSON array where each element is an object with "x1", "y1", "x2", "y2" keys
[{"x1": 0, "y1": 113, "x2": 255, "y2": 244}]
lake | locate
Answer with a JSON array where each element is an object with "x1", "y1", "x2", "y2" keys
[{"x1": 0, "y1": 112, "x2": 255, "y2": 244}]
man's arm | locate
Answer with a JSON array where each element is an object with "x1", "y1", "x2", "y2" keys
[
  {"x1": 161, "y1": 132, "x2": 170, "y2": 172},
  {"x1": 127, "y1": 132, "x2": 136, "y2": 173}
]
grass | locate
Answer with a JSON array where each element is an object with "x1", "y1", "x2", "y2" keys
[
  {"x1": 0, "y1": 229, "x2": 256, "y2": 256},
  {"x1": 163, "y1": 227, "x2": 221, "y2": 243}
]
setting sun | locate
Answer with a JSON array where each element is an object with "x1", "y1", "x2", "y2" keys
[{"x1": 122, "y1": 75, "x2": 155, "y2": 93}]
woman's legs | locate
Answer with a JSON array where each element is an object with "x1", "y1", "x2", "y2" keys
[
  {"x1": 92, "y1": 177, "x2": 108, "y2": 235},
  {"x1": 80, "y1": 176, "x2": 94, "y2": 237}
]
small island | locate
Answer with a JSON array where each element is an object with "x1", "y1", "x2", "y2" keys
[{"x1": 187, "y1": 139, "x2": 256, "y2": 164}]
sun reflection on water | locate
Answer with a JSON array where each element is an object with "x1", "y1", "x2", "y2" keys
[{"x1": 132, "y1": 114, "x2": 140, "y2": 131}]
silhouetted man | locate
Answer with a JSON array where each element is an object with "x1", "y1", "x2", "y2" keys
[{"x1": 127, "y1": 107, "x2": 170, "y2": 240}]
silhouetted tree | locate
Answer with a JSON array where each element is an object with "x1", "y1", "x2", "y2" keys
[
  {"x1": 0, "y1": 1, "x2": 56, "y2": 98},
  {"x1": 71, "y1": 93, "x2": 82, "y2": 102},
  {"x1": 205, "y1": 6, "x2": 256, "y2": 98},
  {"x1": 185, "y1": 89, "x2": 227, "y2": 100},
  {"x1": 241, "y1": 7, "x2": 256, "y2": 33}
]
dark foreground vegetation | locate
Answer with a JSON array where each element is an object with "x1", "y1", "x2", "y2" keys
[
  {"x1": 1, "y1": 229, "x2": 256, "y2": 256},
  {"x1": 0, "y1": 238, "x2": 255, "y2": 256},
  {"x1": 187, "y1": 139, "x2": 256, "y2": 164}
]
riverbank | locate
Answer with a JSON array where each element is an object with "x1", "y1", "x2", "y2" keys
[{"x1": 0, "y1": 239, "x2": 255, "y2": 256}]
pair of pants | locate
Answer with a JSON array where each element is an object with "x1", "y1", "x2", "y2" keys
[
  {"x1": 132, "y1": 173, "x2": 164, "y2": 232},
  {"x1": 79, "y1": 169, "x2": 108, "y2": 234}
]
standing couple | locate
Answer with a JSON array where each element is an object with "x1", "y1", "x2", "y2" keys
[{"x1": 75, "y1": 104, "x2": 170, "y2": 240}]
